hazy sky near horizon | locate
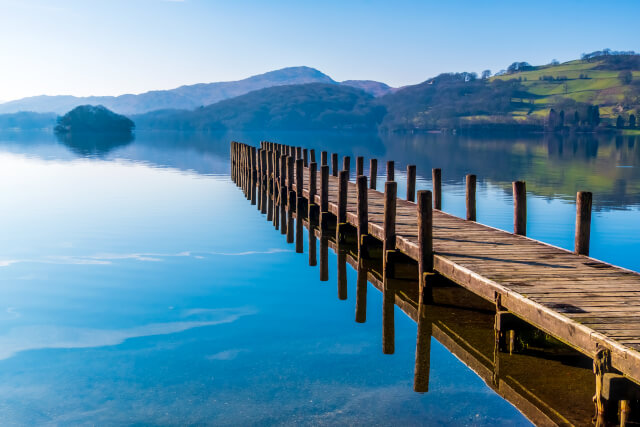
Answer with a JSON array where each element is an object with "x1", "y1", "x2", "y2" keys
[{"x1": 1, "y1": 0, "x2": 638, "y2": 101}]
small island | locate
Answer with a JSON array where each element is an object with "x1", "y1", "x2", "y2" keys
[{"x1": 55, "y1": 105, "x2": 135, "y2": 134}]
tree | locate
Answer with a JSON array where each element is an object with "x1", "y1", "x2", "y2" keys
[
  {"x1": 630, "y1": 114, "x2": 636, "y2": 129},
  {"x1": 550, "y1": 59, "x2": 560, "y2": 65},
  {"x1": 617, "y1": 115, "x2": 625, "y2": 129},
  {"x1": 619, "y1": 70, "x2": 633, "y2": 84},
  {"x1": 559, "y1": 110, "x2": 565, "y2": 127},
  {"x1": 574, "y1": 111, "x2": 580, "y2": 125},
  {"x1": 481, "y1": 70, "x2": 491, "y2": 80}
]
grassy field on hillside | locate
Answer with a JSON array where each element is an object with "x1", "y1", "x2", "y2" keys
[{"x1": 491, "y1": 59, "x2": 639, "y2": 122}]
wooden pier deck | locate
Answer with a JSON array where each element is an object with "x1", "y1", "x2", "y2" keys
[{"x1": 231, "y1": 140, "x2": 640, "y2": 422}]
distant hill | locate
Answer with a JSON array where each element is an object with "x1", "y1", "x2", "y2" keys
[
  {"x1": 55, "y1": 105, "x2": 134, "y2": 133},
  {"x1": 0, "y1": 112, "x2": 57, "y2": 130},
  {"x1": 0, "y1": 67, "x2": 338, "y2": 115},
  {"x1": 341, "y1": 80, "x2": 393, "y2": 97},
  {"x1": 133, "y1": 83, "x2": 385, "y2": 131},
  {"x1": 379, "y1": 52, "x2": 640, "y2": 132}
]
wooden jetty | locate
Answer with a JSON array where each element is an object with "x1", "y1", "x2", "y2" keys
[{"x1": 231, "y1": 141, "x2": 640, "y2": 425}]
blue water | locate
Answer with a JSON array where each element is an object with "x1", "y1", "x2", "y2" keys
[{"x1": 0, "y1": 130, "x2": 636, "y2": 424}]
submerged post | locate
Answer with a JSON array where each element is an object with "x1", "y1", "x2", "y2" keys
[
  {"x1": 432, "y1": 168, "x2": 441, "y2": 210},
  {"x1": 466, "y1": 174, "x2": 476, "y2": 221},
  {"x1": 575, "y1": 191, "x2": 592, "y2": 256},
  {"x1": 387, "y1": 160, "x2": 394, "y2": 182},
  {"x1": 332, "y1": 153, "x2": 338, "y2": 177},
  {"x1": 370, "y1": 158, "x2": 378, "y2": 190},
  {"x1": 407, "y1": 165, "x2": 416, "y2": 202},
  {"x1": 513, "y1": 181, "x2": 526, "y2": 236},
  {"x1": 260, "y1": 149, "x2": 268, "y2": 214},
  {"x1": 356, "y1": 156, "x2": 364, "y2": 177}
]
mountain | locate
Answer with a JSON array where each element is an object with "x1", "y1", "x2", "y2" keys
[
  {"x1": 0, "y1": 67, "x2": 337, "y2": 115},
  {"x1": 133, "y1": 83, "x2": 385, "y2": 131},
  {"x1": 341, "y1": 80, "x2": 393, "y2": 97}
]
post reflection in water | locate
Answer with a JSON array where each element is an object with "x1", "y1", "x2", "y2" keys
[
  {"x1": 337, "y1": 248, "x2": 347, "y2": 301},
  {"x1": 413, "y1": 296, "x2": 432, "y2": 393},
  {"x1": 355, "y1": 258, "x2": 367, "y2": 324},
  {"x1": 319, "y1": 233, "x2": 329, "y2": 281}
]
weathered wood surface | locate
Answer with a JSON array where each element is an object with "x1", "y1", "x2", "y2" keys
[{"x1": 286, "y1": 164, "x2": 640, "y2": 384}]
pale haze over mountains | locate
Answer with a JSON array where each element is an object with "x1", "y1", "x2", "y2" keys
[{"x1": 0, "y1": 67, "x2": 393, "y2": 115}]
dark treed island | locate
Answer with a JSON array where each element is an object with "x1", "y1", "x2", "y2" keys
[{"x1": 55, "y1": 105, "x2": 135, "y2": 134}]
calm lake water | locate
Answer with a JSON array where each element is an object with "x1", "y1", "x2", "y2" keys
[{"x1": 0, "y1": 129, "x2": 638, "y2": 425}]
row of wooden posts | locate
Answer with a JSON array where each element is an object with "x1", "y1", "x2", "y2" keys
[{"x1": 230, "y1": 140, "x2": 594, "y2": 258}]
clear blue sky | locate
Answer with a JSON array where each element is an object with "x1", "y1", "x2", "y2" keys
[{"x1": 1, "y1": 0, "x2": 638, "y2": 101}]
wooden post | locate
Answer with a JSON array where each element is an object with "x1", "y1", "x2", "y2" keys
[
  {"x1": 466, "y1": 174, "x2": 476, "y2": 221},
  {"x1": 250, "y1": 146, "x2": 257, "y2": 205},
  {"x1": 303, "y1": 148, "x2": 308, "y2": 167},
  {"x1": 418, "y1": 190, "x2": 433, "y2": 305},
  {"x1": 308, "y1": 162, "x2": 318, "y2": 217},
  {"x1": 256, "y1": 148, "x2": 262, "y2": 211},
  {"x1": 513, "y1": 181, "x2": 526, "y2": 236},
  {"x1": 296, "y1": 159, "x2": 304, "y2": 253},
  {"x1": 320, "y1": 165, "x2": 329, "y2": 230},
  {"x1": 407, "y1": 165, "x2": 416, "y2": 202},
  {"x1": 432, "y1": 168, "x2": 441, "y2": 210},
  {"x1": 310, "y1": 149, "x2": 316, "y2": 164},
  {"x1": 370, "y1": 158, "x2": 377, "y2": 190},
  {"x1": 356, "y1": 174, "x2": 369, "y2": 323},
  {"x1": 321, "y1": 151, "x2": 328, "y2": 166},
  {"x1": 382, "y1": 181, "x2": 397, "y2": 355},
  {"x1": 575, "y1": 191, "x2": 592, "y2": 256},
  {"x1": 267, "y1": 149, "x2": 273, "y2": 222},
  {"x1": 356, "y1": 156, "x2": 364, "y2": 177},
  {"x1": 386, "y1": 160, "x2": 394, "y2": 182},
  {"x1": 260, "y1": 149, "x2": 267, "y2": 214},
  {"x1": 343, "y1": 156, "x2": 351, "y2": 179},
  {"x1": 336, "y1": 170, "x2": 349, "y2": 242},
  {"x1": 296, "y1": 146, "x2": 301, "y2": 160},
  {"x1": 296, "y1": 158, "x2": 303, "y2": 199},
  {"x1": 356, "y1": 175, "x2": 368, "y2": 254},
  {"x1": 287, "y1": 156, "x2": 294, "y2": 194},
  {"x1": 336, "y1": 170, "x2": 348, "y2": 242},
  {"x1": 331, "y1": 153, "x2": 338, "y2": 177}
]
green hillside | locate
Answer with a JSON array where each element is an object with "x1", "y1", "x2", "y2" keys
[{"x1": 491, "y1": 55, "x2": 640, "y2": 123}]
